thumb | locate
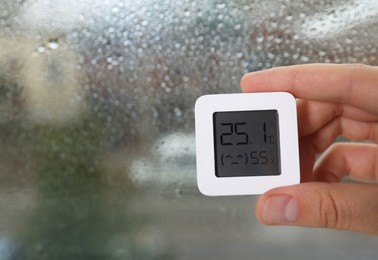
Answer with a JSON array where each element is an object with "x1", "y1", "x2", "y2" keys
[{"x1": 255, "y1": 183, "x2": 378, "y2": 235}]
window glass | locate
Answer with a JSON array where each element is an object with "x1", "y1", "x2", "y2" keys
[{"x1": 0, "y1": 0, "x2": 377, "y2": 259}]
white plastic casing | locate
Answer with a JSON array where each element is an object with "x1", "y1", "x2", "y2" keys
[{"x1": 195, "y1": 92, "x2": 300, "y2": 196}]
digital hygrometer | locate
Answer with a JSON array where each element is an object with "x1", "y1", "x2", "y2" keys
[{"x1": 195, "y1": 92, "x2": 300, "y2": 196}]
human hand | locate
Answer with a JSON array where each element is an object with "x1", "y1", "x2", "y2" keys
[{"x1": 240, "y1": 64, "x2": 378, "y2": 235}]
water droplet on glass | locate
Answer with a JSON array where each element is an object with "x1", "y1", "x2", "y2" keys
[
  {"x1": 174, "y1": 107, "x2": 182, "y2": 117},
  {"x1": 234, "y1": 24, "x2": 241, "y2": 30},
  {"x1": 274, "y1": 37, "x2": 283, "y2": 44},
  {"x1": 217, "y1": 3, "x2": 226, "y2": 9},
  {"x1": 256, "y1": 34, "x2": 264, "y2": 43},
  {"x1": 111, "y1": 6, "x2": 119, "y2": 13},
  {"x1": 37, "y1": 46, "x2": 46, "y2": 53},
  {"x1": 301, "y1": 56, "x2": 310, "y2": 62},
  {"x1": 47, "y1": 39, "x2": 59, "y2": 49},
  {"x1": 345, "y1": 38, "x2": 353, "y2": 44}
]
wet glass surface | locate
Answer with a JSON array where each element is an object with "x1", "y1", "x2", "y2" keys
[{"x1": 0, "y1": 0, "x2": 378, "y2": 259}]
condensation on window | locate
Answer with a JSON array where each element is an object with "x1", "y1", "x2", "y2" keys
[{"x1": 0, "y1": 0, "x2": 377, "y2": 259}]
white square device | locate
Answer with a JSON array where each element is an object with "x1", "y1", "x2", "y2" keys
[{"x1": 195, "y1": 92, "x2": 300, "y2": 196}]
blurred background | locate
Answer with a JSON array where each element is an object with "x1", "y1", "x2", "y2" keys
[{"x1": 0, "y1": 0, "x2": 378, "y2": 259}]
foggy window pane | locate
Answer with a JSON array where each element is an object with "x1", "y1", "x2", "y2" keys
[{"x1": 0, "y1": 0, "x2": 377, "y2": 259}]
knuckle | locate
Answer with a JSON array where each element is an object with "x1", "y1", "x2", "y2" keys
[
  {"x1": 317, "y1": 187, "x2": 352, "y2": 230},
  {"x1": 345, "y1": 64, "x2": 376, "y2": 104}
]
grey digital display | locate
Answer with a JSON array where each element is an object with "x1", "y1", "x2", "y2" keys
[{"x1": 213, "y1": 110, "x2": 281, "y2": 177}]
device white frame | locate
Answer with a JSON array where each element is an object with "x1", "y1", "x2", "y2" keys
[{"x1": 195, "y1": 92, "x2": 300, "y2": 196}]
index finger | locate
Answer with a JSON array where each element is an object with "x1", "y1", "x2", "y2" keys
[{"x1": 240, "y1": 64, "x2": 378, "y2": 114}]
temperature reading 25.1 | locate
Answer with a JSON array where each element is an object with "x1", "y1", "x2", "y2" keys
[
  {"x1": 213, "y1": 110, "x2": 281, "y2": 177},
  {"x1": 220, "y1": 122, "x2": 274, "y2": 146}
]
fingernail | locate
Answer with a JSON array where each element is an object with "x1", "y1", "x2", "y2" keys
[{"x1": 262, "y1": 195, "x2": 298, "y2": 224}]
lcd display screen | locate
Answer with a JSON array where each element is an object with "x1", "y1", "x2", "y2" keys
[{"x1": 213, "y1": 110, "x2": 281, "y2": 177}]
